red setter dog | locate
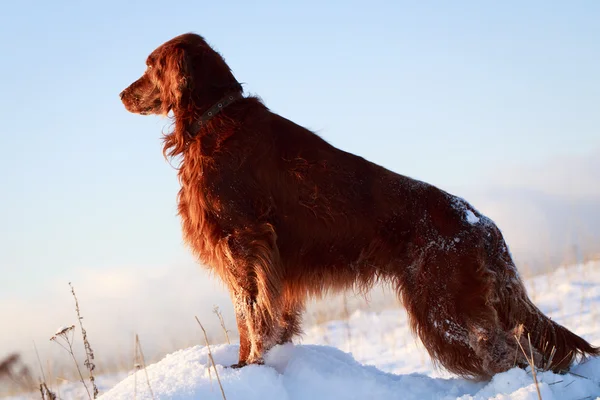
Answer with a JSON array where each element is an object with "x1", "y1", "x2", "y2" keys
[{"x1": 120, "y1": 33, "x2": 598, "y2": 379}]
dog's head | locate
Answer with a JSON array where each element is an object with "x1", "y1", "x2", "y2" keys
[{"x1": 120, "y1": 33, "x2": 241, "y2": 116}]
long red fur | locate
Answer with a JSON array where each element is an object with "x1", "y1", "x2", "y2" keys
[{"x1": 120, "y1": 33, "x2": 599, "y2": 379}]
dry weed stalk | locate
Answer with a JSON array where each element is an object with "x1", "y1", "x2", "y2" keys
[
  {"x1": 33, "y1": 341, "x2": 47, "y2": 385},
  {"x1": 527, "y1": 334, "x2": 543, "y2": 400},
  {"x1": 133, "y1": 336, "x2": 138, "y2": 400},
  {"x1": 195, "y1": 316, "x2": 227, "y2": 400},
  {"x1": 134, "y1": 334, "x2": 155, "y2": 400},
  {"x1": 213, "y1": 306, "x2": 231, "y2": 344},
  {"x1": 206, "y1": 356, "x2": 214, "y2": 390},
  {"x1": 69, "y1": 282, "x2": 99, "y2": 398},
  {"x1": 50, "y1": 325, "x2": 91, "y2": 400},
  {"x1": 33, "y1": 341, "x2": 56, "y2": 399},
  {"x1": 544, "y1": 346, "x2": 557, "y2": 371},
  {"x1": 46, "y1": 359, "x2": 57, "y2": 398},
  {"x1": 514, "y1": 329, "x2": 542, "y2": 400},
  {"x1": 39, "y1": 382, "x2": 57, "y2": 400}
]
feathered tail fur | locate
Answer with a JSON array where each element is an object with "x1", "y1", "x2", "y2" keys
[{"x1": 510, "y1": 294, "x2": 599, "y2": 372}]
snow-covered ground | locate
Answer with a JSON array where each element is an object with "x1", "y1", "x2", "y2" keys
[
  {"x1": 9, "y1": 261, "x2": 600, "y2": 399},
  {"x1": 101, "y1": 342, "x2": 600, "y2": 400}
]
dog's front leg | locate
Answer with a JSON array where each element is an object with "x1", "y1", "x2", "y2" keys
[
  {"x1": 229, "y1": 289, "x2": 252, "y2": 368},
  {"x1": 227, "y1": 223, "x2": 283, "y2": 366}
]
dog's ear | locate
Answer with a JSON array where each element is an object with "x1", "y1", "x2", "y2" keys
[{"x1": 161, "y1": 47, "x2": 194, "y2": 114}]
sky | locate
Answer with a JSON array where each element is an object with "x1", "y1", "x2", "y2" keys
[{"x1": 0, "y1": 0, "x2": 599, "y2": 368}]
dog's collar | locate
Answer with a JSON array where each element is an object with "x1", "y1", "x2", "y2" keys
[{"x1": 187, "y1": 92, "x2": 243, "y2": 138}]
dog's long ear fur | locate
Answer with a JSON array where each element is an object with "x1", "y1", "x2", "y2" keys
[{"x1": 160, "y1": 47, "x2": 194, "y2": 114}]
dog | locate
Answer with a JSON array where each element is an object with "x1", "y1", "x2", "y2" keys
[{"x1": 120, "y1": 33, "x2": 598, "y2": 379}]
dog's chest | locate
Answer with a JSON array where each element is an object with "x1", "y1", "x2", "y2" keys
[{"x1": 175, "y1": 158, "x2": 226, "y2": 266}]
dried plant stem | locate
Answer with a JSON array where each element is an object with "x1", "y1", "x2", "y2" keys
[
  {"x1": 554, "y1": 350, "x2": 574, "y2": 372},
  {"x1": 206, "y1": 357, "x2": 214, "y2": 390},
  {"x1": 33, "y1": 341, "x2": 47, "y2": 385},
  {"x1": 69, "y1": 282, "x2": 99, "y2": 398},
  {"x1": 134, "y1": 334, "x2": 155, "y2": 400},
  {"x1": 195, "y1": 316, "x2": 227, "y2": 400},
  {"x1": 527, "y1": 334, "x2": 543, "y2": 400},
  {"x1": 213, "y1": 306, "x2": 231, "y2": 344},
  {"x1": 133, "y1": 335, "x2": 138, "y2": 400},
  {"x1": 513, "y1": 324, "x2": 525, "y2": 367},
  {"x1": 39, "y1": 382, "x2": 57, "y2": 400},
  {"x1": 33, "y1": 341, "x2": 53, "y2": 396},
  {"x1": 544, "y1": 346, "x2": 557, "y2": 371},
  {"x1": 67, "y1": 343, "x2": 90, "y2": 398},
  {"x1": 514, "y1": 332, "x2": 542, "y2": 400},
  {"x1": 51, "y1": 328, "x2": 91, "y2": 400}
]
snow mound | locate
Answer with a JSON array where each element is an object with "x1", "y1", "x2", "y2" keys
[{"x1": 100, "y1": 343, "x2": 600, "y2": 400}]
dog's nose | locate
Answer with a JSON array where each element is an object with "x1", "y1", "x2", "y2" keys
[{"x1": 119, "y1": 90, "x2": 125, "y2": 99}]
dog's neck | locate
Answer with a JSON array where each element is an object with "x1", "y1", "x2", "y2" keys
[{"x1": 184, "y1": 92, "x2": 243, "y2": 138}]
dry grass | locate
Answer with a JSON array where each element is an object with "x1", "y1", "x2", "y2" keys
[
  {"x1": 514, "y1": 328, "x2": 543, "y2": 400},
  {"x1": 195, "y1": 316, "x2": 227, "y2": 400},
  {"x1": 50, "y1": 325, "x2": 91, "y2": 399},
  {"x1": 40, "y1": 283, "x2": 100, "y2": 399},
  {"x1": 213, "y1": 306, "x2": 231, "y2": 345},
  {"x1": 39, "y1": 382, "x2": 56, "y2": 400},
  {"x1": 133, "y1": 334, "x2": 155, "y2": 400},
  {"x1": 69, "y1": 282, "x2": 99, "y2": 398}
]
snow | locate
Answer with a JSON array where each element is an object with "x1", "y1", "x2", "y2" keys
[
  {"x1": 102, "y1": 343, "x2": 477, "y2": 400},
  {"x1": 99, "y1": 261, "x2": 600, "y2": 400},
  {"x1": 99, "y1": 343, "x2": 600, "y2": 400},
  {"x1": 449, "y1": 195, "x2": 483, "y2": 225},
  {"x1": 8, "y1": 261, "x2": 600, "y2": 399},
  {"x1": 54, "y1": 325, "x2": 75, "y2": 336},
  {"x1": 465, "y1": 209, "x2": 480, "y2": 225}
]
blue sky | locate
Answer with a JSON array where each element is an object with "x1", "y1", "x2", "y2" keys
[{"x1": 1, "y1": 0, "x2": 599, "y2": 302}]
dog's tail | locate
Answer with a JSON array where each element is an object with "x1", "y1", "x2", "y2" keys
[
  {"x1": 510, "y1": 294, "x2": 599, "y2": 371},
  {"x1": 486, "y1": 223, "x2": 599, "y2": 372}
]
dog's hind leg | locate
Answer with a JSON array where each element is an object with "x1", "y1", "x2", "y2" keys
[{"x1": 397, "y1": 241, "x2": 531, "y2": 379}]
